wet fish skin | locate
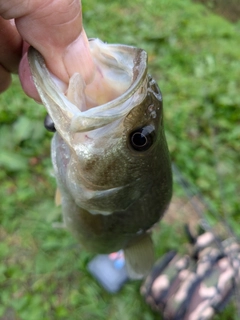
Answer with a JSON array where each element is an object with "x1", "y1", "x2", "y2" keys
[
  {"x1": 28, "y1": 39, "x2": 172, "y2": 278},
  {"x1": 52, "y1": 75, "x2": 172, "y2": 252}
]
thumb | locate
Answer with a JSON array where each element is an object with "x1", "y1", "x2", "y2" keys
[{"x1": 1, "y1": 0, "x2": 94, "y2": 97}]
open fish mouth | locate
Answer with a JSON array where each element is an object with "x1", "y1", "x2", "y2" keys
[{"x1": 28, "y1": 39, "x2": 148, "y2": 141}]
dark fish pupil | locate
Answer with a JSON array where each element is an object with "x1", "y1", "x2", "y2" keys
[
  {"x1": 131, "y1": 132, "x2": 147, "y2": 148},
  {"x1": 130, "y1": 125, "x2": 155, "y2": 152}
]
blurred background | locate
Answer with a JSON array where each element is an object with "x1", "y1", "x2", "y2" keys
[{"x1": 0, "y1": 0, "x2": 239, "y2": 319}]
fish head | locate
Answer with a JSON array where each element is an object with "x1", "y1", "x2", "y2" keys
[
  {"x1": 66, "y1": 75, "x2": 164, "y2": 215},
  {"x1": 28, "y1": 39, "x2": 167, "y2": 216}
]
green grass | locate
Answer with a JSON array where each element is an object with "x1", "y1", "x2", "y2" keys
[{"x1": 0, "y1": 0, "x2": 239, "y2": 319}]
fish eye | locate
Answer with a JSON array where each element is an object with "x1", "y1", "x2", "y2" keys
[
  {"x1": 130, "y1": 125, "x2": 155, "y2": 152},
  {"x1": 44, "y1": 114, "x2": 56, "y2": 132}
]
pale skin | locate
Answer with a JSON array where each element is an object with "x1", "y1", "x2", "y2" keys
[{"x1": 0, "y1": 0, "x2": 95, "y2": 99}]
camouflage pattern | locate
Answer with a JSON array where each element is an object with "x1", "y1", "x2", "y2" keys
[
  {"x1": 193, "y1": 0, "x2": 240, "y2": 23},
  {"x1": 141, "y1": 229, "x2": 240, "y2": 320}
]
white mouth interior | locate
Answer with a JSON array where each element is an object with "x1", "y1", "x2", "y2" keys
[{"x1": 66, "y1": 39, "x2": 134, "y2": 112}]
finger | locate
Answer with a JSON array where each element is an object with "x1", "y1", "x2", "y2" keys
[
  {"x1": 19, "y1": 51, "x2": 41, "y2": 101},
  {"x1": 62, "y1": 29, "x2": 95, "y2": 85},
  {"x1": 19, "y1": 41, "x2": 66, "y2": 101},
  {"x1": 1, "y1": 0, "x2": 94, "y2": 85},
  {"x1": 0, "y1": 17, "x2": 22, "y2": 73}
]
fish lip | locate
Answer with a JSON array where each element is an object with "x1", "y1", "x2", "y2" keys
[
  {"x1": 69, "y1": 167, "x2": 120, "y2": 192},
  {"x1": 70, "y1": 179, "x2": 152, "y2": 216},
  {"x1": 68, "y1": 162, "x2": 141, "y2": 192}
]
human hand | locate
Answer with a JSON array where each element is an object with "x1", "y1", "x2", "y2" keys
[{"x1": 0, "y1": 0, "x2": 94, "y2": 99}]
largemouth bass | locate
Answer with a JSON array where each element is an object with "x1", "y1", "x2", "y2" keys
[{"x1": 28, "y1": 38, "x2": 172, "y2": 279}]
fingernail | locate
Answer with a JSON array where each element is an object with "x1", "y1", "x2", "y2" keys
[{"x1": 19, "y1": 52, "x2": 41, "y2": 101}]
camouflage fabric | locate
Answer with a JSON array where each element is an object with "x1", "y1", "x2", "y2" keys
[{"x1": 141, "y1": 230, "x2": 240, "y2": 320}]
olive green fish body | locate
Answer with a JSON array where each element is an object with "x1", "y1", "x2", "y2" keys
[{"x1": 28, "y1": 39, "x2": 172, "y2": 278}]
